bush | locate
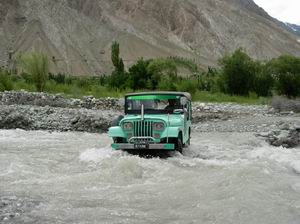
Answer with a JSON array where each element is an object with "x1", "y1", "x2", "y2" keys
[
  {"x1": 276, "y1": 72, "x2": 300, "y2": 98},
  {"x1": 253, "y1": 63, "x2": 274, "y2": 97},
  {"x1": 19, "y1": 53, "x2": 49, "y2": 92},
  {"x1": 0, "y1": 70, "x2": 13, "y2": 91},
  {"x1": 49, "y1": 73, "x2": 66, "y2": 84},
  {"x1": 175, "y1": 78, "x2": 197, "y2": 94},
  {"x1": 128, "y1": 58, "x2": 152, "y2": 90},
  {"x1": 219, "y1": 49, "x2": 256, "y2": 96},
  {"x1": 21, "y1": 72, "x2": 34, "y2": 84},
  {"x1": 157, "y1": 75, "x2": 177, "y2": 91},
  {"x1": 269, "y1": 55, "x2": 300, "y2": 98}
]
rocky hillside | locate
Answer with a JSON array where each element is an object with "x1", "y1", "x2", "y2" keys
[
  {"x1": 286, "y1": 23, "x2": 300, "y2": 37},
  {"x1": 0, "y1": 0, "x2": 300, "y2": 75}
]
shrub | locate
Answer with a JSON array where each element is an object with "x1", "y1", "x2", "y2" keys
[
  {"x1": 253, "y1": 63, "x2": 274, "y2": 97},
  {"x1": 128, "y1": 58, "x2": 152, "y2": 90},
  {"x1": 0, "y1": 70, "x2": 13, "y2": 91},
  {"x1": 269, "y1": 55, "x2": 300, "y2": 98},
  {"x1": 219, "y1": 48, "x2": 256, "y2": 96},
  {"x1": 21, "y1": 72, "x2": 34, "y2": 84},
  {"x1": 19, "y1": 53, "x2": 49, "y2": 92},
  {"x1": 49, "y1": 73, "x2": 66, "y2": 84},
  {"x1": 175, "y1": 78, "x2": 197, "y2": 94},
  {"x1": 157, "y1": 75, "x2": 177, "y2": 91},
  {"x1": 276, "y1": 72, "x2": 300, "y2": 98}
]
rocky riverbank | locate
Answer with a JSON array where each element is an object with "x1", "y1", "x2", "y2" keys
[
  {"x1": 0, "y1": 91, "x2": 122, "y2": 111},
  {"x1": 256, "y1": 124, "x2": 300, "y2": 148},
  {"x1": 0, "y1": 91, "x2": 299, "y2": 148},
  {"x1": 0, "y1": 105, "x2": 120, "y2": 133}
]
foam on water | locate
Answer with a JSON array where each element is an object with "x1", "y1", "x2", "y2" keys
[
  {"x1": 79, "y1": 146, "x2": 123, "y2": 163},
  {"x1": 248, "y1": 143, "x2": 300, "y2": 174},
  {"x1": 1, "y1": 130, "x2": 300, "y2": 223}
]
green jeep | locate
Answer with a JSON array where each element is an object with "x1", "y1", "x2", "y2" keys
[{"x1": 109, "y1": 92, "x2": 192, "y2": 153}]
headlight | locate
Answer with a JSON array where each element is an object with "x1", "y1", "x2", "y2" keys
[
  {"x1": 123, "y1": 122, "x2": 133, "y2": 130},
  {"x1": 153, "y1": 122, "x2": 165, "y2": 131}
]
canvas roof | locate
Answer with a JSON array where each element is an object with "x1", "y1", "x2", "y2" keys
[{"x1": 125, "y1": 91, "x2": 192, "y2": 100}]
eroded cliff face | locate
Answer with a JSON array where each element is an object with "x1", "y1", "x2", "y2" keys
[{"x1": 0, "y1": 0, "x2": 299, "y2": 75}]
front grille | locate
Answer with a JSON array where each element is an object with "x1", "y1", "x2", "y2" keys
[{"x1": 133, "y1": 120, "x2": 153, "y2": 137}]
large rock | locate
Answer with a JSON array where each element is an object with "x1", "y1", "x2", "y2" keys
[{"x1": 257, "y1": 124, "x2": 300, "y2": 148}]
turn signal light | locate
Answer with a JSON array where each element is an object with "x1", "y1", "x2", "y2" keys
[{"x1": 154, "y1": 133, "x2": 161, "y2": 139}]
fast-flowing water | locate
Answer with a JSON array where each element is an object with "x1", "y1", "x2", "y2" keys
[{"x1": 1, "y1": 129, "x2": 300, "y2": 224}]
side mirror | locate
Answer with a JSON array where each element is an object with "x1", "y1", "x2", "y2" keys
[
  {"x1": 180, "y1": 97, "x2": 188, "y2": 106},
  {"x1": 173, "y1": 109, "x2": 184, "y2": 114}
]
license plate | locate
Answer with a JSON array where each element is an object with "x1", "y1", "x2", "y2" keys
[{"x1": 134, "y1": 143, "x2": 148, "y2": 149}]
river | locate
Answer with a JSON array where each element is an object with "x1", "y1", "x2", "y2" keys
[{"x1": 1, "y1": 129, "x2": 300, "y2": 224}]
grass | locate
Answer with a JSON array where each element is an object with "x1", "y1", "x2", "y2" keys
[
  {"x1": 11, "y1": 79, "x2": 131, "y2": 99},
  {"x1": 1, "y1": 74, "x2": 269, "y2": 105},
  {"x1": 193, "y1": 91, "x2": 269, "y2": 105}
]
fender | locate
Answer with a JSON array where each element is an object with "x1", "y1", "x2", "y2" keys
[
  {"x1": 161, "y1": 127, "x2": 182, "y2": 139},
  {"x1": 108, "y1": 126, "x2": 126, "y2": 138}
]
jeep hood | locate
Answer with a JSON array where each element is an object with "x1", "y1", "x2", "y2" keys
[{"x1": 121, "y1": 114, "x2": 183, "y2": 127}]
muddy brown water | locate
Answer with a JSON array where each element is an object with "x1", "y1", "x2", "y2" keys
[{"x1": 1, "y1": 130, "x2": 300, "y2": 224}]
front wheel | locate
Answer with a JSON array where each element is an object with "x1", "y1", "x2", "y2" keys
[
  {"x1": 113, "y1": 137, "x2": 123, "y2": 143},
  {"x1": 175, "y1": 138, "x2": 183, "y2": 154}
]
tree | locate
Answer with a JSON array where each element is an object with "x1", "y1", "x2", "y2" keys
[
  {"x1": 111, "y1": 41, "x2": 124, "y2": 74},
  {"x1": 268, "y1": 55, "x2": 300, "y2": 98},
  {"x1": 219, "y1": 48, "x2": 256, "y2": 96},
  {"x1": 109, "y1": 41, "x2": 127, "y2": 89},
  {"x1": 20, "y1": 53, "x2": 49, "y2": 92},
  {"x1": 253, "y1": 62, "x2": 274, "y2": 97},
  {"x1": 128, "y1": 58, "x2": 152, "y2": 90},
  {"x1": 147, "y1": 58, "x2": 178, "y2": 90}
]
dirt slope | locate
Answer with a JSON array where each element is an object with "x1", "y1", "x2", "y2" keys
[{"x1": 0, "y1": 0, "x2": 299, "y2": 75}]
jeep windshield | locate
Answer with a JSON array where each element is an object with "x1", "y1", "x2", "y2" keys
[{"x1": 125, "y1": 94, "x2": 182, "y2": 114}]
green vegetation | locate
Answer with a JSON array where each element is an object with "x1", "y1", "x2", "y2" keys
[
  {"x1": 193, "y1": 91, "x2": 268, "y2": 104},
  {"x1": 109, "y1": 41, "x2": 127, "y2": 89},
  {"x1": 1, "y1": 44, "x2": 299, "y2": 104},
  {"x1": 0, "y1": 70, "x2": 13, "y2": 91},
  {"x1": 268, "y1": 55, "x2": 300, "y2": 98},
  {"x1": 19, "y1": 53, "x2": 49, "y2": 92},
  {"x1": 219, "y1": 49, "x2": 257, "y2": 96}
]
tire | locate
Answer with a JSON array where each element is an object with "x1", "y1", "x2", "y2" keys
[
  {"x1": 175, "y1": 138, "x2": 183, "y2": 154},
  {"x1": 113, "y1": 137, "x2": 123, "y2": 151},
  {"x1": 113, "y1": 137, "x2": 123, "y2": 143},
  {"x1": 186, "y1": 133, "x2": 191, "y2": 147}
]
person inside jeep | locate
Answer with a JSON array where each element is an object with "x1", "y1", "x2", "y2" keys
[{"x1": 165, "y1": 99, "x2": 179, "y2": 111}]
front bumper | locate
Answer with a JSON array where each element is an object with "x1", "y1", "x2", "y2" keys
[{"x1": 111, "y1": 143, "x2": 175, "y2": 151}]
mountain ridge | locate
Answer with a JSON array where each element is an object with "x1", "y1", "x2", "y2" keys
[
  {"x1": 285, "y1": 23, "x2": 300, "y2": 37},
  {"x1": 0, "y1": 0, "x2": 299, "y2": 75}
]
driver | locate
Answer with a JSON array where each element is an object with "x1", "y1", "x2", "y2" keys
[{"x1": 165, "y1": 99, "x2": 178, "y2": 111}]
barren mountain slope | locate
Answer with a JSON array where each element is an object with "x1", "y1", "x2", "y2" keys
[{"x1": 0, "y1": 0, "x2": 299, "y2": 75}]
